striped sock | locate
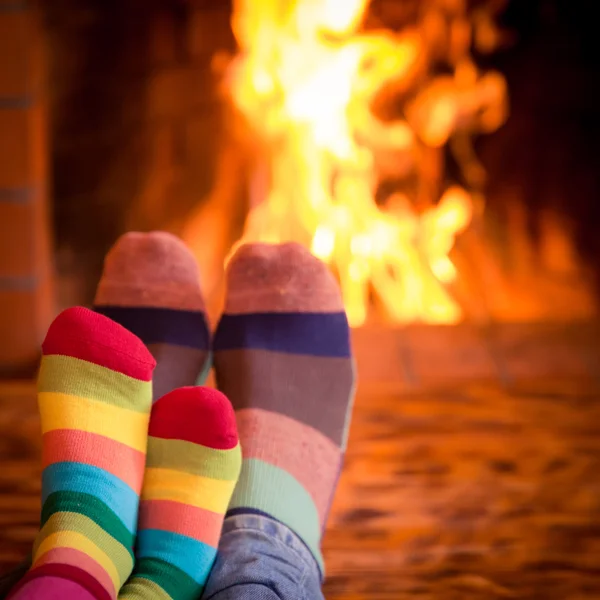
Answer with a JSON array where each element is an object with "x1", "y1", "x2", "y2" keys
[
  {"x1": 9, "y1": 307, "x2": 155, "y2": 600},
  {"x1": 213, "y1": 243, "x2": 356, "y2": 573},
  {"x1": 119, "y1": 387, "x2": 241, "y2": 600},
  {"x1": 94, "y1": 232, "x2": 211, "y2": 400}
]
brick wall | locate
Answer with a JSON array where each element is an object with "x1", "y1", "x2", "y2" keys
[
  {"x1": 0, "y1": 1, "x2": 237, "y2": 369},
  {"x1": 0, "y1": 0, "x2": 54, "y2": 374}
]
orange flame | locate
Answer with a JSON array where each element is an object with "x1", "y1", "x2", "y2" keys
[{"x1": 227, "y1": 0, "x2": 507, "y2": 326}]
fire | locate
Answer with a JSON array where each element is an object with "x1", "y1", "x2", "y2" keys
[{"x1": 227, "y1": 0, "x2": 508, "y2": 326}]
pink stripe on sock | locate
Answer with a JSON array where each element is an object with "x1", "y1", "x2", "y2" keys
[
  {"x1": 42, "y1": 430, "x2": 146, "y2": 494},
  {"x1": 138, "y1": 500, "x2": 224, "y2": 547},
  {"x1": 33, "y1": 548, "x2": 115, "y2": 598},
  {"x1": 237, "y1": 408, "x2": 342, "y2": 522},
  {"x1": 95, "y1": 231, "x2": 206, "y2": 312},
  {"x1": 10, "y1": 576, "x2": 98, "y2": 600},
  {"x1": 95, "y1": 283, "x2": 206, "y2": 312},
  {"x1": 224, "y1": 243, "x2": 344, "y2": 314}
]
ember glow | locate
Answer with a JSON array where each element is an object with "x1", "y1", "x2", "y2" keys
[{"x1": 227, "y1": 0, "x2": 508, "y2": 326}]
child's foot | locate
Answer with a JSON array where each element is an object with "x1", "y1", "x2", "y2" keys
[
  {"x1": 94, "y1": 232, "x2": 211, "y2": 400},
  {"x1": 9, "y1": 308, "x2": 155, "y2": 600},
  {"x1": 119, "y1": 387, "x2": 241, "y2": 600},
  {"x1": 213, "y1": 243, "x2": 356, "y2": 573}
]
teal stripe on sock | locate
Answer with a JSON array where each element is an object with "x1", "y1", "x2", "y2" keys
[
  {"x1": 42, "y1": 462, "x2": 138, "y2": 533},
  {"x1": 136, "y1": 529, "x2": 217, "y2": 584},
  {"x1": 228, "y1": 458, "x2": 323, "y2": 571},
  {"x1": 194, "y1": 350, "x2": 213, "y2": 387}
]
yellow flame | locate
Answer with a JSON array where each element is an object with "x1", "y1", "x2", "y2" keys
[{"x1": 228, "y1": 0, "x2": 507, "y2": 325}]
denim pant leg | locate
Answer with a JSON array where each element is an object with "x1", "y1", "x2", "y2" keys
[{"x1": 202, "y1": 514, "x2": 325, "y2": 600}]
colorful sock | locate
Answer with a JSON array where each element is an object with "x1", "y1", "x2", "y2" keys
[
  {"x1": 119, "y1": 386, "x2": 241, "y2": 600},
  {"x1": 213, "y1": 243, "x2": 356, "y2": 573},
  {"x1": 94, "y1": 232, "x2": 211, "y2": 401},
  {"x1": 9, "y1": 307, "x2": 155, "y2": 600}
]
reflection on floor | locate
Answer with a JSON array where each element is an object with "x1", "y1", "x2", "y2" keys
[{"x1": 1, "y1": 324, "x2": 600, "y2": 599}]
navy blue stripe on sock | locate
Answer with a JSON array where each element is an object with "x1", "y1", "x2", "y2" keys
[
  {"x1": 226, "y1": 507, "x2": 272, "y2": 520},
  {"x1": 213, "y1": 312, "x2": 351, "y2": 357},
  {"x1": 94, "y1": 305, "x2": 210, "y2": 350}
]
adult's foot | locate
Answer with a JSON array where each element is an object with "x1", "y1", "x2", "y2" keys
[
  {"x1": 94, "y1": 232, "x2": 211, "y2": 401},
  {"x1": 213, "y1": 243, "x2": 356, "y2": 573}
]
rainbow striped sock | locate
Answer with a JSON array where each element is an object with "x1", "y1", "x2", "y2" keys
[
  {"x1": 9, "y1": 307, "x2": 155, "y2": 600},
  {"x1": 119, "y1": 386, "x2": 241, "y2": 600},
  {"x1": 94, "y1": 232, "x2": 211, "y2": 400},
  {"x1": 213, "y1": 243, "x2": 356, "y2": 574}
]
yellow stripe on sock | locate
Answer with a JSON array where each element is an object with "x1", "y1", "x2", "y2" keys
[
  {"x1": 120, "y1": 578, "x2": 172, "y2": 600},
  {"x1": 141, "y1": 468, "x2": 236, "y2": 513},
  {"x1": 38, "y1": 392, "x2": 149, "y2": 452},
  {"x1": 33, "y1": 512, "x2": 134, "y2": 585},
  {"x1": 33, "y1": 531, "x2": 121, "y2": 591}
]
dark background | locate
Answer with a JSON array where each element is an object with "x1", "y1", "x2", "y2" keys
[{"x1": 480, "y1": 0, "x2": 600, "y2": 285}]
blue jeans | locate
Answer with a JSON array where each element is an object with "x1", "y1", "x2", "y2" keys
[{"x1": 203, "y1": 514, "x2": 325, "y2": 600}]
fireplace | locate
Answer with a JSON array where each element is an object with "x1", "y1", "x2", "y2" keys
[
  {"x1": 1, "y1": 0, "x2": 598, "y2": 369},
  {"x1": 2, "y1": 1, "x2": 600, "y2": 596},
  {"x1": 182, "y1": 0, "x2": 598, "y2": 330}
]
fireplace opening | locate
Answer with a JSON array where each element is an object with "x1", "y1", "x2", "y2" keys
[{"x1": 2, "y1": 0, "x2": 598, "y2": 351}]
